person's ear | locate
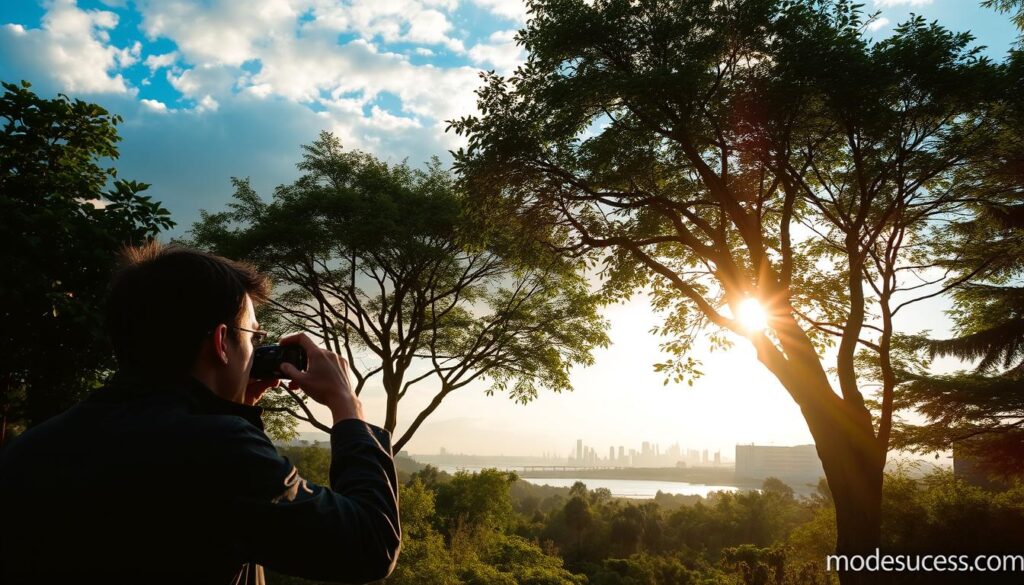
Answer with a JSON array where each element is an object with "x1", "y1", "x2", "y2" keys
[{"x1": 212, "y1": 324, "x2": 230, "y2": 365}]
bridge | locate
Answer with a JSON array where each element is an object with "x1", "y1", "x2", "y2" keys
[{"x1": 517, "y1": 465, "x2": 626, "y2": 472}]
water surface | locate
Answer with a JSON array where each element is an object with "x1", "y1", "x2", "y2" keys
[{"x1": 428, "y1": 464, "x2": 741, "y2": 498}]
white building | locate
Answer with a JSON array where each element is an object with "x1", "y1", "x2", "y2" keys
[{"x1": 735, "y1": 444, "x2": 824, "y2": 482}]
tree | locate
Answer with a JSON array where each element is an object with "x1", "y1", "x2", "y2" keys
[
  {"x1": 0, "y1": 80, "x2": 173, "y2": 444},
  {"x1": 760, "y1": 477, "x2": 795, "y2": 500},
  {"x1": 277, "y1": 444, "x2": 332, "y2": 485},
  {"x1": 721, "y1": 544, "x2": 786, "y2": 585},
  {"x1": 450, "y1": 0, "x2": 1004, "y2": 578},
  {"x1": 410, "y1": 464, "x2": 449, "y2": 490},
  {"x1": 190, "y1": 132, "x2": 608, "y2": 451},
  {"x1": 591, "y1": 553, "x2": 706, "y2": 585},
  {"x1": 435, "y1": 468, "x2": 520, "y2": 533},
  {"x1": 889, "y1": 49, "x2": 1024, "y2": 478},
  {"x1": 562, "y1": 495, "x2": 592, "y2": 562},
  {"x1": 385, "y1": 478, "x2": 460, "y2": 585},
  {"x1": 390, "y1": 472, "x2": 586, "y2": 585}
]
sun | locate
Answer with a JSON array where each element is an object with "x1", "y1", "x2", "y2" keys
[{"x1": 735, "y1": 298, "x2": 769, "y2": 332}]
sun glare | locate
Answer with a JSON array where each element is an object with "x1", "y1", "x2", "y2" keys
[{"x1": 736, "y1": 298, "x2": 768, "y2": 332}]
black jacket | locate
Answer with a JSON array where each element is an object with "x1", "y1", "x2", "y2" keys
[{"x1": 0, "y1": 372, "x2": 402, "y2": 584}]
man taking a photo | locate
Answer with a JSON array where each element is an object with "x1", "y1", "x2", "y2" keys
[{"x1": 0, "y1": 242, "x2": 401, "y2": 584}]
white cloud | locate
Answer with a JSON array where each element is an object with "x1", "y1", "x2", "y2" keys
[
  {"x1": 406, "y1": 9, "x2": 464, "y2": 52},
  {"x1": 304, "y1": 0, "x2": 466, "y2": 53},
  {"x1": 167, "y1": 63, "x2": 239, "y2": 99},
  {"x1": 468, "y1": 29, "x2": 524, "y2": 73},
  {"x1": 136, "y1": 0, "x2": 469, "y2": 66},
  {"x1": 116, "y1": 41, "x2": 143, "y2": 68},
  {"x1": 423, "y1": 0, "x2": 459, "y2": 9},
  {"x1": 132, "y1": 0, "x2": 480, "y2": 122},
  {"x1": 136, "y1": 0, "x2": 301, "y2": 66},
  {"x1": 0, "y1": 0, "x2": 134, "y2": 94},
  {"x1": 873, "y1": 0, "x2": 933, "y2": 6},
  {"x1": 196, "y1": 94, "x2": 219, "y2": 112},
  {"x1": 366, "y1": 105, "x2": 421, "y2": 130},
  {"x1": 140, "y1": 98, "x2": 169, "y2": 112},
  {"x1": 867, "y1": 17, "x2": 891, "y2": 32},
  {"x1": 144, "y1": 51, "x2": 178, "y2": 72},
  {"x1": 246, "y1": 34, "x2": 479, "y2": 122},
  {"x1": 470, "y1": 0, "x2": 528, "y2": 22},
  {"x1": 1, "y1": 0, "x2": 481, "y2": 173}
]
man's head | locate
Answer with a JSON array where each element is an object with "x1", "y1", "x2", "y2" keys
[{"x1": 105, "y1": 242, "x2": 270, "y2": 402}]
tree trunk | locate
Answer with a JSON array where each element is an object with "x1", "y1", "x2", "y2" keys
[
  {"x1": 383, "y1": 389, "x2": 399, "y2": 436},
  {"x1": 758, "y1": 315, "x2": 887, "y2": 585},
  {"x1": 801, "y1": 394, "x2": 885, "y2": 585}
]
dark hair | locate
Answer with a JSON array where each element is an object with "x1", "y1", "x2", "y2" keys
[{"x1": 105, "y1": 241, "x2": 270, "y2": 374}]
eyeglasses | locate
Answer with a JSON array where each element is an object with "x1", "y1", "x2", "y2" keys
[{"x1": 230, "y1": 326, "x2": 270, "y2": 347}]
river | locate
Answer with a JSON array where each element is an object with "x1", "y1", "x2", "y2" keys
[
  {"x1": 519, "y1": 477, "x2": 741, "y2": 498},
  {"x1": 428, "y1": 464, "x2": 742, "y2": 499}
]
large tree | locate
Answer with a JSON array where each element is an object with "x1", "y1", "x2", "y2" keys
[
  {"x1": 1, "y1": 81, "x2": 173, "y2": 445},
  {"x1": 190, "y1": 132, "x2": 608, "y2": 452},
  {"x1": 890, "y1": 47, "x2": 1024, "y2": 479},
  {"x1": 449, "y1": 0, "x2": 1004, "y2": 577}
]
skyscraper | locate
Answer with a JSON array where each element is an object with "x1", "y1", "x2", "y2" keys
[{"x1": 576, "y1": 439, "x2": 582, "y2": 463}]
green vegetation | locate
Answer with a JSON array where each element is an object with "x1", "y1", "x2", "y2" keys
[
  {"x1": 449, "y1": 1, "x2": 1015, "y2": 574},
  {"x1": 189, "y1": 132, "x2": 609, "y2": 448},
  {"x1": 4, "y1": 1, "x2": 1024, "y2": 582},
  {"x1": 265, "y1": 457, "x2": 1024, "y2": 585},
  {"x1": 0, "y1": 81, "x2": 173, "y2": 443},
  {"x1": 888, "y1": 48, "x2": 1024, "y2": 479}
]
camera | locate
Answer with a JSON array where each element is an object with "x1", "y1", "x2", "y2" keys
[{"x1": 250, "y1": 344, "x2": 308, "y2": 380}]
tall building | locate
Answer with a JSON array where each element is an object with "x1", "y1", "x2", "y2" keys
[
  {"x1": 576, "y1": 439, "x2": 583, "y2": 463},
  {"x1": 714, "y1": 450, "x2": 721, "y2": 465},
  {"x1": 735, "y1": 444, "x2": 824, "y2": 482},
  {"x1": 618, "y1": 446, "x2": 625, "y2": 461},
  {"x1": 609, "y1": 446, "x2": 615, "y2": 462}
]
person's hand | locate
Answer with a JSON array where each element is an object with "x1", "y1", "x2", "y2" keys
[
  {"x1": 243, "y1": 378, "x2": 280, "y2": 406},
  {"x1": 278, "y1": 332, "x2": 364, "y2": 423}
]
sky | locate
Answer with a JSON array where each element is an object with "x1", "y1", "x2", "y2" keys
[{"x1": 1, "y1": 0, "x2": 1020, "y2": 459}]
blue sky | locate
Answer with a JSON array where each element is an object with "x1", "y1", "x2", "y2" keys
[
  {"x1": 1, "y1": 0, "x2": 1020, "y2": 456},
  {"x1": 0, "y1": 0, "x2": 531, "y2": 231},
  {"x1": 0, "y1": 0, "x2": 1018, "y2": 231}
]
